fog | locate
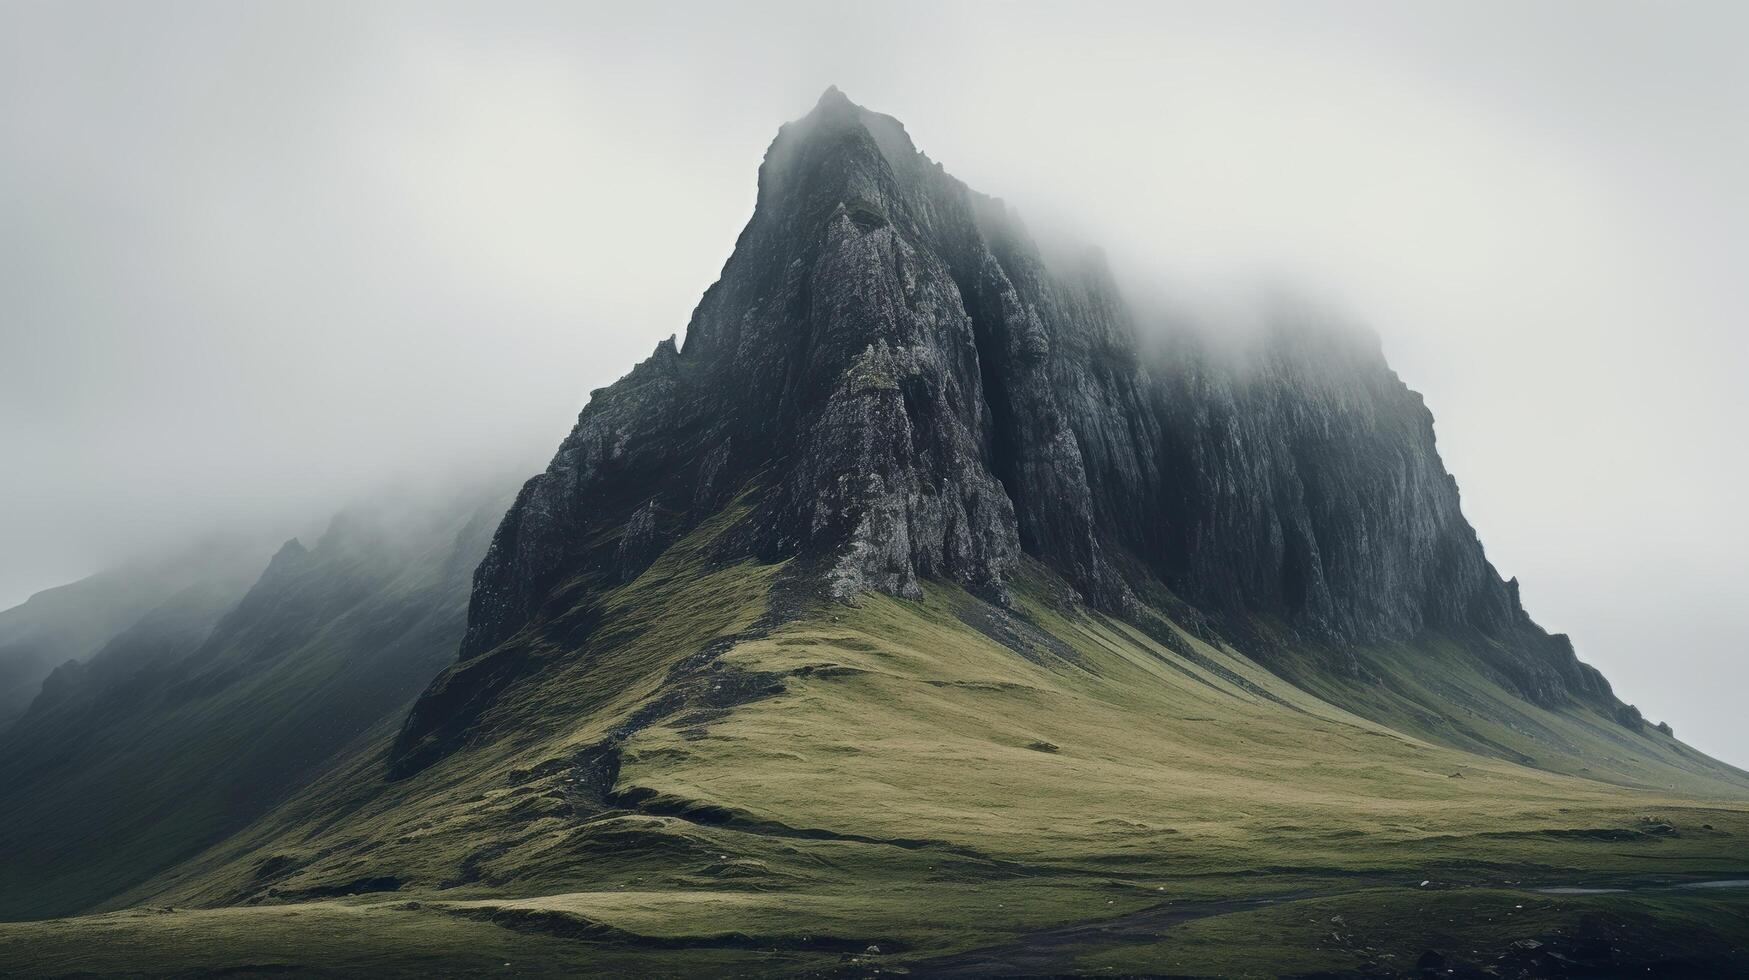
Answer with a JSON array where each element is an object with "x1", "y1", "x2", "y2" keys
[{"x1": 3, "y1": 2, "x2": 1744, "y2": 765}]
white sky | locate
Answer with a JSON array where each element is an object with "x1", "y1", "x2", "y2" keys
[{"x1": 3, "y1": 1, "x2": 1744, "y2": 765}]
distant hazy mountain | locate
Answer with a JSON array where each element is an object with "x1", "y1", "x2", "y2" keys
[
  {"x1": 0, "y1": 482, "x2": 512, "y2": 919},
  {"x1": 0, "y1": 537, "x2": 272, "y2": 730}
]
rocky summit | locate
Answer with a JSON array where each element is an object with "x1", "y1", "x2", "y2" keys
[{"x1": 4, "y1": 91, "x2": 1747, "y2": 979}]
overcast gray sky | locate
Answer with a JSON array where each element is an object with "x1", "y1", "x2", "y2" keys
[{"x1": 3, "y1": 1, "x2": 1745, "y2": 766}]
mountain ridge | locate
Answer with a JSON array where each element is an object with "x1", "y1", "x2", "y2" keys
[
  {"x1": 0, "y1": 481, "x2": 514, "y2": 920},
  {"x1": 394, "y1": 88, "x2": 1648, "y2": 780},
  {"x1": 0, "y1": 535, "x2": 273, "y2": 729}
]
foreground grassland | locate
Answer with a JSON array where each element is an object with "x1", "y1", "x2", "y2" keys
[
  {"x1": 4, "y1": 885, "x2": 1746, "y2": 977},
  {"x1": 3, "y1": 536, "x2": 1746, "y2": 976}
]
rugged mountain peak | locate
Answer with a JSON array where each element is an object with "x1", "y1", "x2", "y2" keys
[
  {"x1": 399, "y1": 91, "x2": 1642, "y2": 776},
  {"x1": 453, "y1": 90, "x2": 1030, "y2": 660}
]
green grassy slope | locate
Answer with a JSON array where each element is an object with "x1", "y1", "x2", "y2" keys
[
  {"x1": 1269, "y1": 629, "x2": 1746, "y2": 796},
  {"x1": 5, "y1": 510, "x2": 1742, "y2": 976}
]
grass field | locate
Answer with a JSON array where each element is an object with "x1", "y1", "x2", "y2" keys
[{"x1": 3, "y1": 518, "x2": 1746, "y2": 977}]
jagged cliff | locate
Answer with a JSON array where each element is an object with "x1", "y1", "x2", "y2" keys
[{"x1": 395, "y1": 89, "x2": 1634, "y2": 775}]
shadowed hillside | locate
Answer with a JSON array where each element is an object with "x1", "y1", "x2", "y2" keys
[{"x1": 0, "y1": 484, "x2": 513, "y2": 920}]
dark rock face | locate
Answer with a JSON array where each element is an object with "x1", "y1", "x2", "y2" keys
[
  {"x1": 405, "y1": 88, "x2": 1634, "y2": 766},
  {"x1": 456, "y1": 88, "x2": 1028, "y2": 665}
]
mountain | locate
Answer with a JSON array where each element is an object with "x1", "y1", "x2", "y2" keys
[
  {"x1": 391, "y1": 86, "x2": 1662, "y2": 777},
  {"x1": 2, "y1": 90, "x2": 1746, "y2": 977},
  {"x1": 0, "y1": 483, "x2": 511, "y2": 921},
  {"x1": 0, "y1": 536, "x2": 269, "y2": 729}
]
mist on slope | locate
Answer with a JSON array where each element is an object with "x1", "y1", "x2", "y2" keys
[{"x1": 3, "y1": 2, "x2": 1744, "y2": 765}]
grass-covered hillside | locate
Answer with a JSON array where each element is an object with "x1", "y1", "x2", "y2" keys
[{"x1": 4, "y1": 511, "x2": 1744, "y2": 977}]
